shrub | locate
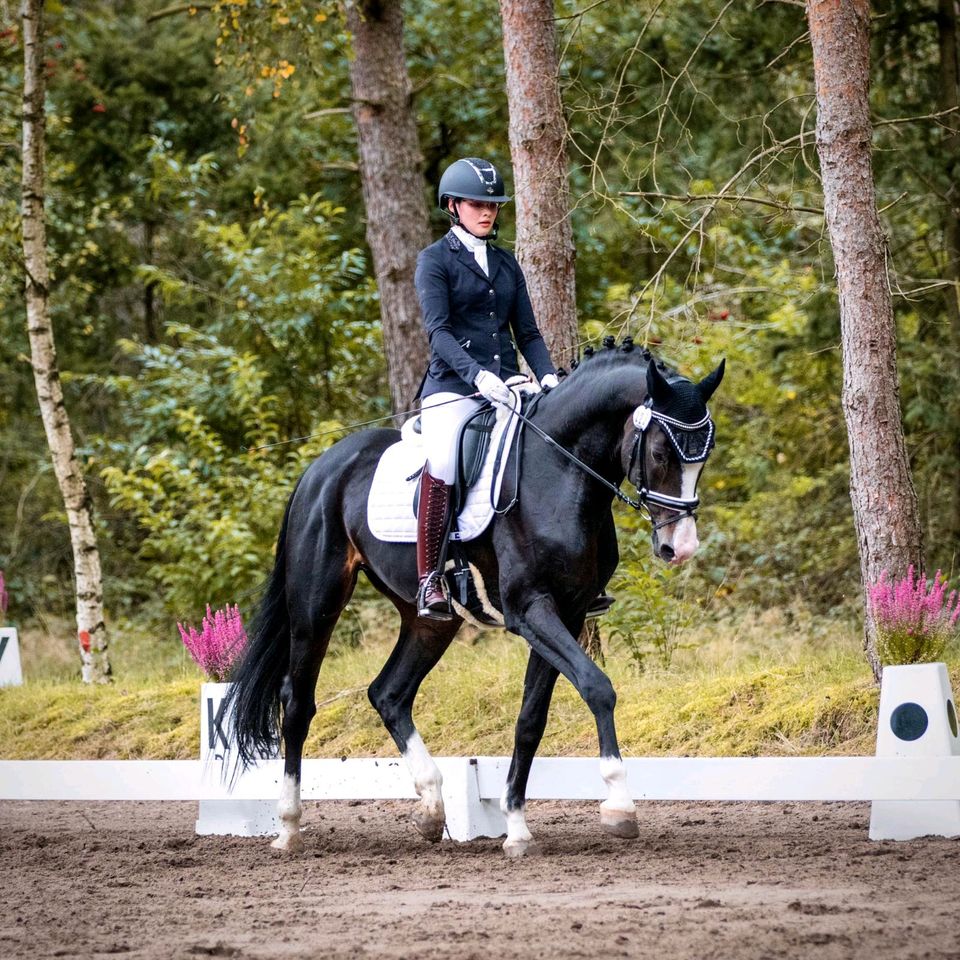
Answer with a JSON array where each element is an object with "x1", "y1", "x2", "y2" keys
[
  {"x1": 178, "y1": 604, "x2": 248, "y2": 681},
  {"x1": 868, "y1": 566, "x2": 960, "y2": 666}
]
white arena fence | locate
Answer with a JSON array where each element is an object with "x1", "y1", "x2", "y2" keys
[
  {"x1": 0, "y1": 663, "x2": 958, "y2": 843},
  {"x1": 1, "y1": 756, "x2": 960, "y2": 842}
]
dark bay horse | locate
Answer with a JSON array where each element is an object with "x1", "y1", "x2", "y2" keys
[{"x1": 226, "y1": 341, "x2": 724, "y2": 856}]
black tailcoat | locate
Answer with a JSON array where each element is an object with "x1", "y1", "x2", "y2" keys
[{"x1": 415, "y1": 230, "x2": 557, "y2": 398}]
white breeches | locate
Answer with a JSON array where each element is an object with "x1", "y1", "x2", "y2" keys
[{"x1": 420, "y1": 392, "x2": 484, "y2": 484}]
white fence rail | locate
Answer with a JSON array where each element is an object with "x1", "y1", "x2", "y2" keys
[{"x1": 4, "y1": 755, "x2": 960, "y2": 802}]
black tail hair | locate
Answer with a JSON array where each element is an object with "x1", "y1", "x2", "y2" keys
[{"x1": 224, "y1": 484, "x2": 299, "y2": 772}]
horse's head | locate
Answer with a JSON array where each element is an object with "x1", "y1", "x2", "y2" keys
[{"x1": 621, "y1": 358, "x2": 725, "y2": 565}]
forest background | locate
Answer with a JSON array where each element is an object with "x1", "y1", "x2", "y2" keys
[{"x1": 1, "y1": 0, "x2": 958, "y2": 700}]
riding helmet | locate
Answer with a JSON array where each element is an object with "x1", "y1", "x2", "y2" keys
[{"x1": 437, "y1": 158, "x2": 511, "y2": 211}]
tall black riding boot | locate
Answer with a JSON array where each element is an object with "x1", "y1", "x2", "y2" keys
[{"x1": 416, "y1": 470, "x2": 453, "y2": 621}]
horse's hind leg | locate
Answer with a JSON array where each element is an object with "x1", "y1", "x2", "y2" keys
[
  {"x1": 274, "y1": 555, "x2": 358, "y2": 853},
  {"x1": 367, "y1": 609, "x2": 460, "y2": 842}
]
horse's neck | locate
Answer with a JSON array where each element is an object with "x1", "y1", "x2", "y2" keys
[{"x1": 537, "y1": 368, "x2": 644, "y2": 480}]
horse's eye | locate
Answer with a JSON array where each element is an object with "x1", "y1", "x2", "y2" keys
[{"x1": 652, "y1": 449, "x2": 669, "y2": 465}]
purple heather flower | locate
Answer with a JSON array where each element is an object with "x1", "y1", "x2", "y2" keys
[
  {"x1": 178, "y1": 604, "x2": 248, "y2": 681},
  {"x1": 868, "y1": 566, "x2": 960, "y2": 664}
]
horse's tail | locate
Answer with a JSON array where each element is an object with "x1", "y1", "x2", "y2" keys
[{"x1": 226, "y1": 483, "x2": 298, "y2": 772}]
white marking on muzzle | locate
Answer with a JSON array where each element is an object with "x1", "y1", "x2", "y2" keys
[{"x1": 667, "y1": 463, "x2": 702, "y2": 563}]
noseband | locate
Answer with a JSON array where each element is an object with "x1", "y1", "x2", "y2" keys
[{"x1": 626, "y1": 399, "x2": 716, "y2": 531}]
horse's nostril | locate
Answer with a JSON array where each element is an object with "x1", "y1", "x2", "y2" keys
[{"x1": 659, "y1": 543, "x2": 675, "y2": 562}]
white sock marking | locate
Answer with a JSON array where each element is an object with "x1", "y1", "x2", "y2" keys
[
  {"x1": 275, "y1": 772, "x2": 302, "y2": 845},
  {"x1": 599, "y1": 756, "x2": 635, "y2": 813},
  {"x1": 500, "y1": 790, "x2": 534, "y2": 847},
  {"x1": 403, "y1": 731, "x2": 444, "y2": 817}
]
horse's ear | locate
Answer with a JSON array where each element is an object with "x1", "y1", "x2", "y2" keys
[
  {"x1": 646, "y1": 359, "x2": 673, "y2": 406},
  {"x1": 697, "y1": 359, "x2": 726, "y2": 403}
]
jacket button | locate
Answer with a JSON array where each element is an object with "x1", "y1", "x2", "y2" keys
[
  {"x1": 494, "y1": 354, "x2": 500, "y2": 360},
  {"x1": 489, "y1": 289, "x2": 494, "y2": 295},
  {"x1": 491, "y1": 332, "x2": 496, "y2": 338},
  {"x1": 489, "y1": 311, "x2": 495, "y2": 317}
]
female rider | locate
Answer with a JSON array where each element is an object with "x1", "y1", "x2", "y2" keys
[{"x1": 413, "y1": 157, "x2": 559, "y2": 620}]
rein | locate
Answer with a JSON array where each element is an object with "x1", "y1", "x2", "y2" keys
[{"x1": 501, "y1": 399, "x2": 702, "y2": 531}]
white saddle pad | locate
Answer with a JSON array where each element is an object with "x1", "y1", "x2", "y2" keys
[{"x1": 367, "y1": 390, "x2": 523, "y2": 543}]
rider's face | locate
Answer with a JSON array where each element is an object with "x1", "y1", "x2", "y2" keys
[{"x1": 450, "y1": 198, "x2": 501, "y2": 237}]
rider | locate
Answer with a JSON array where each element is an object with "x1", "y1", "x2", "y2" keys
[{"x1": 413, "y1": 157, "x2": 559, "y2": 620}]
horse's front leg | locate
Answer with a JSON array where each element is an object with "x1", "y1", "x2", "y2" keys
[
  {"x1": 502, "y1": 649, "x2": 559, "y2": 857},
  {"x1": 507, "y1": 594, "x2": 639, "y2": 843}
]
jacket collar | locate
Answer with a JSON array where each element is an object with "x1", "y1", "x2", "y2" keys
[{"x1": 446, "y1": 229, "x2": 501, "y2": 283}]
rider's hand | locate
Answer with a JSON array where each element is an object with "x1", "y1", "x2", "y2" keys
[
  {"x1": 474, "y1": 370, "x2": 512, "y2": 405},
  {"x1": 540, "y1": 373, "x2": 559, "y2": 391}
]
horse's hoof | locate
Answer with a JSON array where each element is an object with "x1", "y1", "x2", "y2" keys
[
  {"x1": 271, "y1": 831, "x2": 306, "y2": 854},
  {"x1": 503, "y1": 837, "x2": 539, "y2": 858},
  {"x1": 412, "y1": 807, "x2": 445, "y2": 843},
  {"x1": 600, "y1": 807, "x2": 639, "y2": 839}
]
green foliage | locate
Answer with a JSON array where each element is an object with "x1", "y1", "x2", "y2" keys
[
  {"x1": 3, "y1": 0, "x2": 959, "y2": 666},
  {"x1": 98, "y1": 324, "x2": 337, "y2": 619}
]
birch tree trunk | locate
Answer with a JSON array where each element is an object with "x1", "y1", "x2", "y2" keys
[
  {"x1": 21, "y1": 0, "x2": 110, "y2": 683},
  {"x1": 344, "y1": 0, "x2": 431, "y2": 413},
  {"x1": 806, "y1": 0, "x2": 923, "y2": 681},
  {"x1": 499, "y1": 0, "x2": 578, "y2": 368}
]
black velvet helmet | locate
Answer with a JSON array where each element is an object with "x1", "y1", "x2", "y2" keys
[{"x1": 437, "y1": 158, "x2": 511, "y2": 210}]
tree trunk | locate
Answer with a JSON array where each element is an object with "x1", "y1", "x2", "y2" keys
[
  {"x1": 344, "y1": 0, "x2": 431, "y2": 414},
  {"x1": 499, "y1": 0, "x2": 579, "y2": 370},
  {"x1": 21, "y1": 0, "x2": 110, "y2": 683},
  {"x1": 806, "y1": 0, "x2": 923, "y2": 682},
  {"x1": 936, "y1": 0, "x2": 960, "y2": 545},
  {"x1": 500, "y1": 0, "x2": 601, "y2": 657}
]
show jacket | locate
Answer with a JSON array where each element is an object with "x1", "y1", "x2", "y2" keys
[{"x1": 415, "y1": 230, "x2": 557, "y2": 398}]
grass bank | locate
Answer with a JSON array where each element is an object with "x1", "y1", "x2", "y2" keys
[{"x1": 4, "y1": 607, "x2": 945, "y2": 760}]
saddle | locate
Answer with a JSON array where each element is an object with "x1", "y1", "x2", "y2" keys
[
  {"x1": 410, "y1": 405, "x2": 498, "y2": 517},
  {"x1": 366, "y1": 389, "x2": 525, "y2": 545}
]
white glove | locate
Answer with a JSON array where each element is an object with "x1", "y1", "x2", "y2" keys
[
  {"x1": 504, "y1": 374, "x2": 541, "y2": 397},
  {"x1": 540, "y1": 373, "x2": 559, "y2": 391},
  {"x1": 474, "y1": 369, "x2": 511, "y2": 405}
]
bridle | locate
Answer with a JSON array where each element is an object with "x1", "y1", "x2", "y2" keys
[
  {"x1": 624, "y1": 398, "x2": 715, "y2": 530},
  {"x1": 503, "y1": 388, "x2": 715, "y2": 531}
]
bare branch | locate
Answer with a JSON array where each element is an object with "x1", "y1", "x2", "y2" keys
[
  {"x1": 554, "y1": 0, "x2": 613, "y2": 21},
  {"x1": 303, "y1": 107, "x2": 353, "y2": 121},
  {"x1": 621, "y1": 189, "x2": 823, "y2": 216},
  {"x1": 874, "y1": 105, "x2": 960, "y2": 128}
]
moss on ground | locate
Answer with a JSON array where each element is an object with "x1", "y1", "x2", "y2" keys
[{"x1": 3, "y1": 628, "x2": 948, "y2": 760}]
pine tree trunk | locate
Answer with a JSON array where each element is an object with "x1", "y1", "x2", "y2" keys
[
  {"x1": 21, "y1": 0, "x2": 110, "y2": 683},
  {"x1": 499, "y1": 0, "x2": 578, "y2": 370},
  {"x1": 500, "y1": 0, "x2": 601, "y2": 658},
  {"x1": 936, "y1": 0, "x2": 960, "y2": 545},
  {"x1": 806, "y1": 0, "x2": 923, "y2": 682},
  {"x1": 344, "y1": 0, "x2": 431, "y2": 414}
]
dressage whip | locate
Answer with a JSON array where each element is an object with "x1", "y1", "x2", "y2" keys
[{"x1": 241, "y1": 393, "x2": 484, "y2": 453}]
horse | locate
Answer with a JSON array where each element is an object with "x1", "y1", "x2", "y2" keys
[{"x1": 226, "y1": 339, "x2": 725, "y2": 856}]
